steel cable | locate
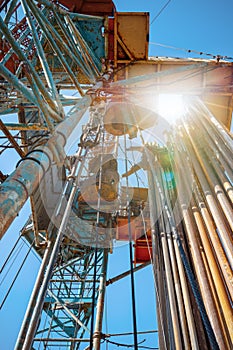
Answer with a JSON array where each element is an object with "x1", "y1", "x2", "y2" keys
[{"x1": 0, "y1": 238, "x2": 35, "y2": 310}]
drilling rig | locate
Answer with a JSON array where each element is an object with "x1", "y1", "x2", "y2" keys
[{"x1": 0, "y1": 1, "x2": 232, "y2": 349}]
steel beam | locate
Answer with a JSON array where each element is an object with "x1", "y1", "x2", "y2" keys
[
  {"x1": 0, "y1": 119, "x2": 26, "y2": 157},
  {"x1": 21, "y1": 0, "x2": 64, "y2": 118},
  {"x1": 106, "y1": 261, "x2": 150, "y2": 285},
  {"x1": 4, "y1": 123, "x2": 48, "y2": 131},
  {"x1": 25, "y1": 0, "x2": 85, "y2": 95},
  {"x1": 0, "y1": 16, "x2": 60, "y2": 117}
]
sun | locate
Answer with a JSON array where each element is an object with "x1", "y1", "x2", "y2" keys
[{"x1": 158, "y1": 93, "x2": 186, "y2": 123}]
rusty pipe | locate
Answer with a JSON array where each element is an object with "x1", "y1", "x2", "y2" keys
[
  {"x1": 193, "y1": 183, "x2": 233, "y2": 299},
  {"x1": 195, "y1": 99, "x2": 233, "y2": 153},
  {"x1": 188, "y1": 104, "x2": 233, "y2": 176},
  {"x1": 167, "y1": 129, "x2": 233, "y2": 297},
  {"x1": 179, "y1": 204, "x2": 228, "y2": 350},
  {"x1": 184, "y1": 120, "x2": 233, "y2": 231},
  {"x1": 167, "y1": 180, "x2": 200, "y2": 349},
  {"x1": 180, "y1": 125, "x2": 233, "y2": 268},
  {"x1": 200, "y1": 127, "x2": 233, "y2": 182},
  {"x1": 192, "y1": 202, "x2": 233, "y2": 347},
  {"x1": 188, "y1": 116, "x2": 233, "y2": 203},
  {"x1": 205, "y1": 152, "x2": 233, "y2": 204},
  {"x1": 170, "y1": 135, "x2": 230, "y2": 349},
  {"x1": 0, "y1": 96, "x2": 91, "y2": 238}
]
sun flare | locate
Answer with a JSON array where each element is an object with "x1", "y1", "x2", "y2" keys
[{"x1": 158, "y1": 94, "x2": 186, "y2": 123}]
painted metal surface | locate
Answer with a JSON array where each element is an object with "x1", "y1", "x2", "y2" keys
[
  {"x1": 57, "y1": 0, "x2": 114, "y2": 16},
  {"x1": 0, "y1": 2, "x2": 233, "y2": 350},
  {"x1": 115, "y1": 12, "x2": 149, "y2": 61}
]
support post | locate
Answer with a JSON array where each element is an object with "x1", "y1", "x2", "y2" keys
[
  {"x1": 93, "y1": 250, "x2": 108, "y2": 350},
  {"x1": 14, "y1": 240, "x2": 54, "y2": 349}
]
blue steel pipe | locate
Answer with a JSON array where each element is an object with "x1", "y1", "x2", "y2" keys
[{"x1": 0, "y1": 96, "x2": 91, "y2": 238}]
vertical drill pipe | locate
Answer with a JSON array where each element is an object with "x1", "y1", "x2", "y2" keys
[
  {"x1": 172, "y1": 142, "x2": 229, "y2": 350},
  {"x1": 167, "y1": 230, "x2": 191, "y2": 349},
  {"x1": 184, "y1": 119, "x2": 233, "y2": 231},
  {"x1": 157, "y1": 158, "x2": 211, "y2": 349},
  {"x1": 179, "y1": 206, "x2": 227, "y2": 350},
  {"x1": 188, "y1": 114, "x2": 233, "y2": 201},
  {"x1": 188, "y1": 105, "x2": 233, "y2": 179},
  {"x1": 147, "y1": 169, "x2": 168, "y2": 350},
  {"x1": 153, "y1": 139, "x2": 219, "y2": 350},
  {"x1": 189, "y1": 102, "x2": 233, "y2": 162},
  {"x1": 171, "y1": 129, "x2": 233, "y2": 294},
  {"x1": 180, "y1": 126, "x2": 233, "y2": 268},
  {"x1": 93, "y1": 249, "x2": 108, "y2": 350},
  {"x1": 166, "y1": 167, "x2": 201, "y2": 350},
  {"x1": 200, "y1": 151, "x2": 233, "y2": 231},
  {"x1": 192, "y1": 202, "x2": 233, "y2": 346},
  {"x1": 160, "y1": 229, "x2": 183, "y2": 349},
  {"x1": 204, "y1": 149, "x2": 233, "y2": 204},
  {"x1": 203, "y1": 130, "x2": 233, "y2": 181},
  {"x1": 161, "y1": 170, "x2": 191, "y2": 349},
  {"x1": 153, "y1": 165, "x2": 183, "y2": 349},
  {"x1": 173, "y1": 235, "x2": 200, "y2": 350},
  {"x1": 193, "y1": 183, "x2": 233, "y2": 300},
  {"x1": 195, "y1": 99, "x2": 233, "y2": 152}
]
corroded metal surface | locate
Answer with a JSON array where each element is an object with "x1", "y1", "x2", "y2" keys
[{"x1": 57, "y1": 0, "x2": 115, "y2": 16}]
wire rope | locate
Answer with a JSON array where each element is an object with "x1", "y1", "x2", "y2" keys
[
  {"x1": 0, "y1": 241, "x2": 24, "y2": 286},
  {"x1": 150, "y1": 0, "x2": 172, "y2": 26},
  {"x1": 105, "y1": 338, "x2": 158, "y2": 349},
  {"x1": 150, "y1": 41, "x2": 233, "y2": 61},
  {"x1": 0, "y1": 238, "x2": 35, "y2": 310},
  {"x1": 0, "y1": 233, "x2": 23, "y2": 274},
  {"x1": 107, "y1": 330, "x2": 158, "y2": 337}
]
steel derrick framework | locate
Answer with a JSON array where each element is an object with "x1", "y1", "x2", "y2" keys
[{"x1": 0, "y1": 1, "x2": 233, "y2": 350}]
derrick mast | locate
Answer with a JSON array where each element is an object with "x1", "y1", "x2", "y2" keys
[{"x1": 0, "y1": 1, "x2": 232, "y2": 350}]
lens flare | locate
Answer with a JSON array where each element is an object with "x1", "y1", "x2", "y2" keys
[{"x1": 158, "y1": 94, "x2": 186, "y2": 123}]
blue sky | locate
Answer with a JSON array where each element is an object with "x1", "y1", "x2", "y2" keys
[{"x1": 0, "y1": 0, "x2": 233, "y2": 349}]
